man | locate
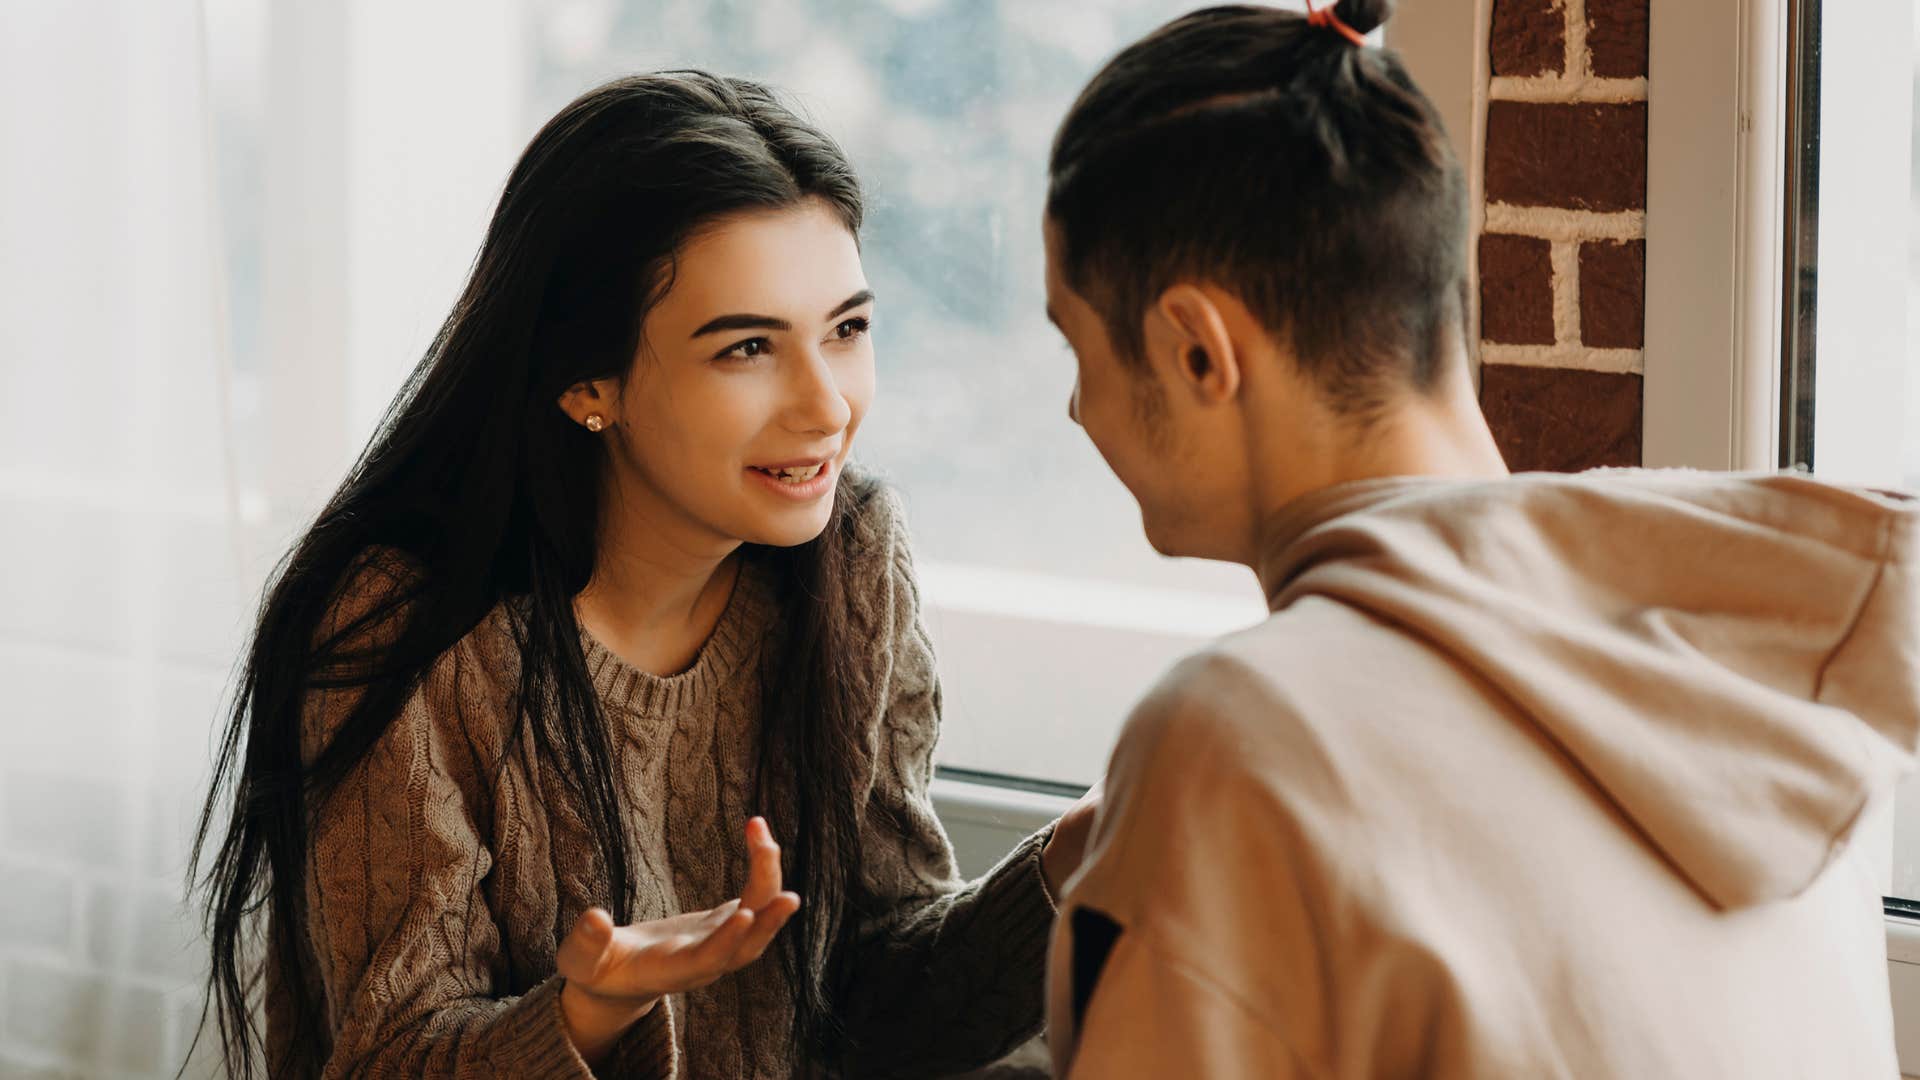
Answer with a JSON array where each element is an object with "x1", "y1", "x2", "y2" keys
[{"x1": 1041, "y1": 4, "x2": 1919, "y2": 1077}]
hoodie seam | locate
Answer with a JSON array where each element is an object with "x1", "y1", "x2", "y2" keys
[
  {"x1": 1126, "y1": 920, "x2": 1333, "y2": 1080},
  {"x1": 1804, "y1": 511, "x2": 1897, "y2": 890},
  {"x1": 1811, "y1": 510, "x2": 1895, "y2": 704}
]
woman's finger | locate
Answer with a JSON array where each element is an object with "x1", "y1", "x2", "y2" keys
[
  {"x1": 738, "y1": 817, "x2": 784, "y2": 912},
  {"x1": 729, "y1": 891, "x2": 801, "y2": 968},
  {"x1": 685, "y1": 905, "x2": 757, "y2": 976},
  {"x1": 556, "y1": 906, "x2": 616, "y2": 985}
]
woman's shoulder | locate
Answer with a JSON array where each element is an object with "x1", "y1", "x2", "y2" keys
[
  {"x1": 313, "y1": 544, "x2": 520, "y2": 726},
  {"x1": 840, "y1": 465, "x2": 913, "y2": 560},
  {"x1": 834, "y1": 467, "x2": 930, "y2": 637},
  {"x1": 314, "y1": 545, "x2": 425, "y2": 658}
]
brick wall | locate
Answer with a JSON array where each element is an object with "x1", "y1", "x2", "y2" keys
[{"x1": 1479, "y1": 0, "x2": 1651, "y2": 471}]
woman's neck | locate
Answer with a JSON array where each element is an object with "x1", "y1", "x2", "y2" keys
[{"x1": 575, "y1": 480, "x2": 744, "y2": 678}]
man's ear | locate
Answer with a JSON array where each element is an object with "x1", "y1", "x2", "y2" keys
[
  {"x1": 1151, "y1": 284, "x2": 1241, "y2": 406},
  {"x1": 556, "y1": 377, "x2": 619, "y2": 430}
]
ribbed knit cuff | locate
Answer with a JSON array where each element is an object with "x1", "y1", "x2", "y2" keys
[
  {"x1": 606, "y1": 995, "x2": 680, "y2": 1078},
  {"x1": 500, "y1": 975, "x2": 599, "y2": 1078},
  {"x1": 973, "y1": 825, "x2": 1061, "y2": 981}
]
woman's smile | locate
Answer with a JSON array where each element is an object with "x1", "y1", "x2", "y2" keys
[{"x1": 745, "y1": 455, "x2": 837, "y2": 500}]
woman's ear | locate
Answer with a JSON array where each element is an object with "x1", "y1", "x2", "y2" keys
[
  {"x1": 556, "y1": 378, "x2": 618, "y2": 430},
  {"x1": 1152, "y1": 284, "x2": 1241, "y2": 406}
]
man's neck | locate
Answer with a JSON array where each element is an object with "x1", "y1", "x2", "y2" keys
[
  {"x1": 1330, "y1": 377, "x2": 1510, "y2": 488},
  {"x1": 1246, "y1": 364, "x2": 1509, "y2": 581}
]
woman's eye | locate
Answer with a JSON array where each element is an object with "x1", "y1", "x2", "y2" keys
[
  {"x1": 719, "y1": 337, "x2": 770, "y2": 361},
  {"x1": 834, "y1": 316, "x2": 871, "y2": 341}
]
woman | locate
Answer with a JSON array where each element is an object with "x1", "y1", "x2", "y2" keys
[{"x1": 193, "y1": 72, "x2": 1093, "y2": 1078}]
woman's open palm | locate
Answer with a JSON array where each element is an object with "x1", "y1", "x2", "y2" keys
[{"x1": 557, "y1": 817, "x2": 802, "y2": 1010}]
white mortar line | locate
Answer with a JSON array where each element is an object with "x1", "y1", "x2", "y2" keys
[
  {"x1": 1488, "y1": 75, "x2": 1647, "y2": 102},
  {"x1": 1485, "y1": 203, "x2": 1646, "y2": 241},
  {"x1": 1480, "y1": 343, "x2": 1645, "y2": 374},
  {"x1": 1567, "y1": 0, "x2": 1591, "y2": 80},
  {"x1": 1551, "y1": 240, "x2": 1583, "y2": 346}
]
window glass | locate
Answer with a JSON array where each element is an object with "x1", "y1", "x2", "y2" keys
[{"x1": 520, "y1": 0, "x2": 1274, "y2": 784}]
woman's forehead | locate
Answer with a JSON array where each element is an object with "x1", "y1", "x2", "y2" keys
[{"x1": 656, "y1": 201, "x2": 868, "y2": 330}]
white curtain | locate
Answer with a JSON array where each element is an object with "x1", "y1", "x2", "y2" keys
[
  {"x1": 1, "y1": 0, "x2": 243, "y2": 1074},
  {"x1": 0, "y1": 0, "x2": 543, "y2": 1070}
]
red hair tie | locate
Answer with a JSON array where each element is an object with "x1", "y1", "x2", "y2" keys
[{"x1": 1305, "y1": 1, "x2": 1369, "y2": 47}]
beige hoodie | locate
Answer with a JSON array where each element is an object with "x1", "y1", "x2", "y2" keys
[{"x1": 1048, "y1": 470, "x2": 1919, "y2": 1079}]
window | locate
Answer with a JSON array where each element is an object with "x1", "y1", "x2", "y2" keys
[
  {"x1": 1781, "y1": 0, "x2": 1917, "y2": 491},
  {"x1": 218, "y1": 0, "x2": 1285, "y2": 792},
  {"x1": 523, "y1": 0, "x2": 1286, "y2": 787},
  {"x1": 1777, "y1": 0, "x2": 1919, "y2": 899}
]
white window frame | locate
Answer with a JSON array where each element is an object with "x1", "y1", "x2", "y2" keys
[{"x1": 1642, "y1": 0, "x2": 1789, "y2": 472}]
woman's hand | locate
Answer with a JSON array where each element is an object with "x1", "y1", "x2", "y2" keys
[
  {"x1": 1041, "y1": 781, "x2": 1103, "y2": 898},
  {"x1": 556, "y1": 817, "x2": 802, "y2": 1064}
]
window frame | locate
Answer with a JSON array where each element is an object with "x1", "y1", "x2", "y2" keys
[{"x1": 1642, "y1": 0, "x2": 1790, "y2": 473}]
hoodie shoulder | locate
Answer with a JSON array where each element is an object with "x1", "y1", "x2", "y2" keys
[{"x1": 1104, "y1": 604, "x2": 1409, "y2": 830}]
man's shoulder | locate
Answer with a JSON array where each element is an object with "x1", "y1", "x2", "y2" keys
[
  {"x1": 1125, "y1": 597, "x2": 1408, "y2": 745},
  {"x1": 1069, "y1": 609, "x2": 1383, "y2": 936},
  {"x1": 1100, "y1": 596, "x2": 1457, "y2": 848}
]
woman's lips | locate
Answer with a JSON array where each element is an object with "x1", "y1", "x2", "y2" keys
[{"x1": 745, "y1": 456, "x2": 836, "y2": 500}]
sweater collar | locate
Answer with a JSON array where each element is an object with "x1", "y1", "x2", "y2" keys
[{"x1": 579, "y1": 554, "x2": 780, "y2": 716}]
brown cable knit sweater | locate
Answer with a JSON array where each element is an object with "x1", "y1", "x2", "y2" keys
[{"x1": 265, "y1": 484, "x2": 1057, "y2": 1078}]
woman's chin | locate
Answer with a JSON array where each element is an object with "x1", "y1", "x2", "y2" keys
[{"x1": 739, "y1": 503, "x2": 836, "y2": 548}]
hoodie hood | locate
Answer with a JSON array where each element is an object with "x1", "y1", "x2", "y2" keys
[{"x1": 1260, "y1": 469, "x2": 1920, "y2": 911}]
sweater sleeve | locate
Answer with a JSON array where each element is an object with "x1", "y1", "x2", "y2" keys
[
  {"x1": 833, "y1": 489, "x2": 1059, "y2": 1077},
  {"x1": 297, "y1": 557, "x2": 678, "y2": 1078}
]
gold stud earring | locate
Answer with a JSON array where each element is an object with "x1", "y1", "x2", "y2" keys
[{"x1": 584, "y1": 414, "x2": 606, "y2": 432}]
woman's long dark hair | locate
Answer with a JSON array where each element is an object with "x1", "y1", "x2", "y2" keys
[{"x1": 190, "y1": 72, "x2": 874, "y2": 1076}]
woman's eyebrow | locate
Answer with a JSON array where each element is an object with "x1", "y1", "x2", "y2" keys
[
  {"x1": 692, "y1": 313, "x2": 790, "y2": 338},
  {"x1": 689, "y1": 290, "x2": 875, "y2": 339},
  {"x1": 828, "y1": 289, "x2": 875, "y2": 319}
]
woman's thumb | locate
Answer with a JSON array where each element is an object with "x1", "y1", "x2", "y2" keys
[{"x1": 560, "y1": 906, "x2": 616, "y2": 980}]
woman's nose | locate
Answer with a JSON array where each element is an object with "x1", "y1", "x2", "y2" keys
[
  {"x1": 786, "y1": 350, "x2": 854, "y2": 435},
  {"x1": 1067, "y1": 375, "x2": 1083, "y2": 427}
]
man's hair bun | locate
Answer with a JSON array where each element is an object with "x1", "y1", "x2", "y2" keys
[{"x1": 1333, "y1": 0, "x2": 1395, "y2": 37}]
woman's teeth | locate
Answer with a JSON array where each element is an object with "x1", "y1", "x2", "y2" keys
[{"x1": 755, "y1": 463, "x2": 824, "y2": 483}]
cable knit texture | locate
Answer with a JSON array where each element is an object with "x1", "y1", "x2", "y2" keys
[{"x1": 264, "y1": 482, "x2": 1057, "y2": 1078}]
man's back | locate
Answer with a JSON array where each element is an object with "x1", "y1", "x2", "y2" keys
[{"x1": 1049, "y1": 472, "x2": 1917, "y2": 1078}]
